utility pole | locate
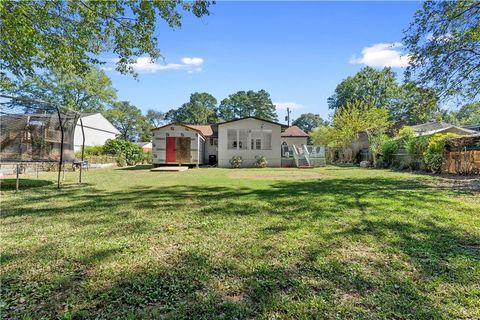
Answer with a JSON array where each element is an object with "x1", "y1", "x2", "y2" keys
[{"x1": 285, "y1": 107, "x2": 291, "y2": 126}]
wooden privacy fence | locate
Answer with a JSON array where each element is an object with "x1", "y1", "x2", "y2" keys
[{"x1": 445, "y1": 150, "x2": 480, "y2": 174}]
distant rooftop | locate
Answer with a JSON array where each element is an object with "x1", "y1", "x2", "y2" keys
[
  {"x1": 410, "y1": 121, "x2": 452, "y2": 133},
  {"x1": 185, "y1": 124, "x2": 214, "y2": 137},
  {"x1": 281, "y1": 125, "x2": 309, "y2": 137},
  {"x1": 411, "y1": 121, "x2": 477, "y2": 136}
]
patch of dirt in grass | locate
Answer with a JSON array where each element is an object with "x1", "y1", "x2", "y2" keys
[
  {"x1": 422, "y1": 175, "x2": 480, "y2": 192},
  {"x1": 227, "y1": 170, "x2": 332, "y2": 181}
]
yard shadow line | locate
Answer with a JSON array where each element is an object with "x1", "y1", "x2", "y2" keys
[{"x1": 0, "y1": 178, "x2": 53, "y2": 191}]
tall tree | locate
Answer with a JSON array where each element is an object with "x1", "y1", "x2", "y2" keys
[
  {"x1": 327, "y1": 67, "x2": 399, "y2": 111},
  {"x1": 392, "y1": 82, "x2": 439, "y2": 125},
  {"x1": 292, "y1": 113, "x2": 328, "y2": 133},
  {"x1": 332, "y1": 101, "x2": 390, "y2": 148},
  {"x1": 218, "y1": 90, "x2": 278, "y2": 121},
  {"x1": 452, "y1": 102, "x2": 480, "y2": 125},
  {"x1": 0, "y1": 0, "x2": 213, "y2": 83},
  {"x1": 165, "y1": 92, "x2": 218, "y2": 124},
  {"x1": 404, "y1": 1, "x2": 480, "y2": 101},
  {"x1": 105, "y1": 101, "x2": 145, "y2": 141},
  {"x1": 145, "y1": 109, "x2": 165, "y2": 127},
  {"x1": 4, "y1": 66, "x2": 116, "y2": 112}
]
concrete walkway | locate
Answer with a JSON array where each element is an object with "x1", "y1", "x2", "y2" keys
[{"x1": 150, "y1": 166, "x2": 189, "y2": 172}]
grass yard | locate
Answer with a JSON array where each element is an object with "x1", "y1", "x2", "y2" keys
[{"x1": 1, "y1": 166, "x2": 479, "y2": 319}]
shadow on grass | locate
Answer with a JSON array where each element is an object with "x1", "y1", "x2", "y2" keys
[
  {"x1": 0, "y1": 178, "x2": 53, "y2": 191},
  {"x1": 1, "y1": 176, "x2": 478, "y2": 319}
]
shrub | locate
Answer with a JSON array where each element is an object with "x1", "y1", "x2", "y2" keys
[
  {"x1": 378, "y1": 137, "x2": 398, "y2": 168},
  {"x1": 143, "y1": 151, "x2": 153, "y2": 164},
  {"x1": 254, "y1": 155, "x2": 268, "y2": 168},
  {"x1": 423, "y1": 133, "x2": 457, "y2": 173},
  {"x1": 74, "y1": 145, "x2": 105, "y2": 158},
  {"x1": 229, "y1": 156, "x2": 243, "y2": 168},
  {"x1": 104, "y1": 139, "x2": 144, "y2": 166},
  {"x1": 396, "y1": 126, "x2": 429, "y2": 170},
  {"x1": 116, "y1": 155, "x2": 127, "y2": 167}
]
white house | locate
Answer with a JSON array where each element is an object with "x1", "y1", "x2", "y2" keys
[
  {"x1": 151, "y1": 117, "x2": 322, "y2": 168},
  {"x1": 217, "y1": 117, "x2": 283, "y2": 167},
  {"x1": 74, "y1": 113, "x2": 120, "y2": 151}
]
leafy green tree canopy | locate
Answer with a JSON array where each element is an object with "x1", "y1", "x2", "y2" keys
[
  {"x1": 328, "y1": 67, "x2": 440, "y2": 125},
  {"x1": 218, "y1": 90, "x2": 278, "y2": 121},
  {"x1": 3, "y1": 66, "x2": 116, "y2": 113},
  {"x1": 332, "y1": 100, "x2": 391, "y2": 147},
  {"x1": 328, "y1": 67, "x2": 399, "y2": 110},
  {"x1": 105, "y1": 101, "x2": 145, "y2": 141},
  {"x1": 165, "y1": 92, "x2": 218, "y2": 124},
  {"x1": 452, "y1": 102, "x2": 480, "y2": 125},
  {"x1": 392, "y1": 82, "x2": 439, "y2": 125},
  {"x1": 403, "y1": 0, "x2": 480, "y2": 101},
  {"x1": 145, "y1": 109, "x2": 165, "y2": 128},
  {"x1": 292, "y1": 113, "x2": 328, "y2": 133},
  {"x1": 0, "y1": 0, "x2": 213, "y2": 83}
]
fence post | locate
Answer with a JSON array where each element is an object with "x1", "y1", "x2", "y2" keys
[{"x1": 16, "y1": 163, "x2": 19, "y2": 192}]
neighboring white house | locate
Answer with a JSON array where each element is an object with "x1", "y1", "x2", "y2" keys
[
  {"x1": 74, "y1": 113, "x2": 120, "y2": 151},
  {"x1": 135, "y1": 141, "x2": 153, "y2": 153},
  {"x1": 411, "y1": 121, "x2": 477, "y2": 137}
]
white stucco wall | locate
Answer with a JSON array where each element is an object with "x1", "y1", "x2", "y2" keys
[
  {"x1": 74, "y1": 113, "x2": 120, "y2": 151},
  {"x1": 217, "y1": 118, "x2": 282, "y2": 168},
  {"x1": 281, "y1": 137, "x2": 308, "y2": 146},
  {"x1": 152, "y1": 124, "x2": 204, "y2": 165}
]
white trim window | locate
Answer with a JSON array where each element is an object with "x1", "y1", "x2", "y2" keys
[
  {"x1": 227, "y1": 129, "x2": 237, "y2": 149},
  {"x1": 251, "y1": 138, "x2": 262, "y2": 150}
]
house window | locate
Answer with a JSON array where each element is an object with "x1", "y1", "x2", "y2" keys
[
  {"x1": 251, "y1": 138, "x2": 261, "y2": 150},
  {"x1": 209, "y1": 138, "x2": 218, "y2": 146},
  {"x1": 227, "y1": 129, "x2": 237, "y2": 150},
  {"x1": 262, "y1": 130, "x2": 272, "y2": 150},
  {"x1": 238, "y1": 130, "x2": 248, "y2": 149}
]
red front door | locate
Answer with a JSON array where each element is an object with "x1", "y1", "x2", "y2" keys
[{"x1": 166, "y1": 137, "x2": 175, "y2": 162}]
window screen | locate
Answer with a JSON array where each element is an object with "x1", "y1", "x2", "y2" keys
[
  {"x1": 263, "y1": 130, "x2": 272, "y2": 150},
  {"x1": 227, "y1": 129, "x2": 237, "y2": 149},
  {"x1": 238, "y1": 130, "x2": 248, "y2": 149}
]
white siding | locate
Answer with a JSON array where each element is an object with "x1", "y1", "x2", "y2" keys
[
  {"x1": 204, "y1": 137, "x2": 218, "y2": 164},
  {"x1": 218, "y1": 118, "x2": 282, "y2": 167},
  {"x1": 74, "y1": 113, "x2": 120, "y2": 151}
]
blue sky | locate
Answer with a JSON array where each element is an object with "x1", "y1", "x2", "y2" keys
[{"x1": 106, "y1": 1, "x2": 422, "y2": 123}]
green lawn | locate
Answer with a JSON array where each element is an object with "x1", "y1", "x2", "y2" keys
[{"x1": 1, "y1": 166, "x2": 479, "y2": 319}]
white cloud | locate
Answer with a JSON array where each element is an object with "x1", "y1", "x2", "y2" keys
[
  {"x1": 106, "y1": 56, "x2": 204, "y2": 74},
  {"x1": 274, "y1": 102, "x2": 304, "y2": 111},
  {"x1": 350, "y1": 42, "x2": 410, "y2": 68},
  {"x1": 181, "y1": 57, "x2": 204, "y2": 66}
]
